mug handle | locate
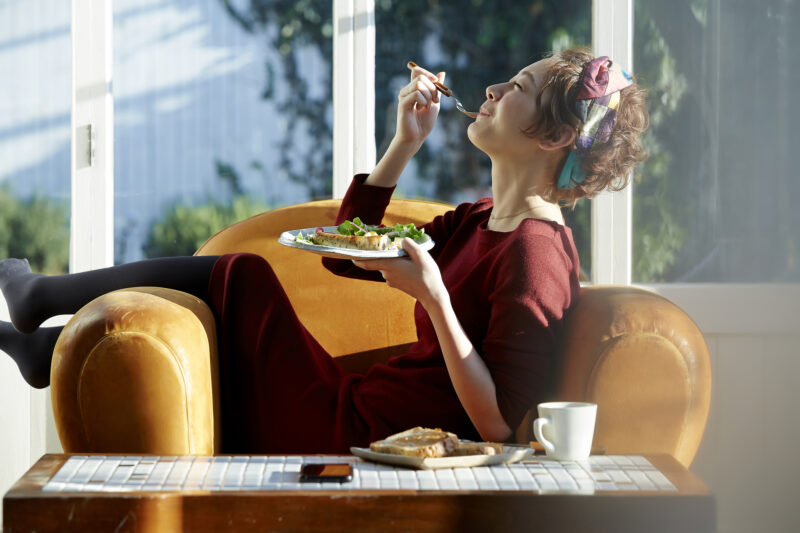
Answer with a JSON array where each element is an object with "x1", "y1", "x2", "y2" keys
[{"x1": 533, "y1": 417, "x2": 556, "y2": 456}]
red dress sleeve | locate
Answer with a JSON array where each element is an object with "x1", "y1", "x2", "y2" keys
[{"x1": 333, "y1": 174, "x2": 396, "y2": 226}]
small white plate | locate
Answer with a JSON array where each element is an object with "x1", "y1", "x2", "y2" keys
[
  {"x1": 278, "y1": 226, "x2": 434, "y2": 260},
  {"x1": 350, "y1": 445, "x2": 534, "y2": 470}
]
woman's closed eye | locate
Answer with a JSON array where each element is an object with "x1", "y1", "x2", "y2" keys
[{"x1": 513, "y1": 81, "x2": 524, "y2": 90}]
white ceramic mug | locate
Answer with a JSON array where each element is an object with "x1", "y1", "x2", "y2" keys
[{"x1": 533, "y1": 402, "x2": 597, "y2": 460}]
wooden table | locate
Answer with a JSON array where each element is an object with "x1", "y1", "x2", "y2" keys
[{"x1": 3, "y1": 453, "x2": 714, "y2": 533}]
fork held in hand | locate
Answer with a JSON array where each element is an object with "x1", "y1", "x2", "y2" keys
[{"x1": 407, "y1": 61, "x2": 478, "y2": 119}]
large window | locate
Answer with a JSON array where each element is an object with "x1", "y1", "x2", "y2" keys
[
  {"x1": 112, "y1": 0, "x2": 332, "y2": 262},
  {"x1": 0, "y1": 0, "x2": 70, "y2": 275},
  {"x1": 632, "y1": 0, "x2": 800, "y2": 283},
  {"x1": 9, "y1": 0, "x2": 799, "y2": 285}
]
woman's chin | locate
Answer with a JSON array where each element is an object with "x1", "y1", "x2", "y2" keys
[
  {"x1": 466, "y1": 123, "x2": 490, "y2": 154},
  {"x1": 466, "y1": 122, "x2": 481, "y2": 143}
]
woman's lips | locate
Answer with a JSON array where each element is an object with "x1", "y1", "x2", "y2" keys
[{"x1": 478, "y1": 106, "x2": 491, "y2": 117}]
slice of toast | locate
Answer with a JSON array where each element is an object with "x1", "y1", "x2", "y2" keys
[
  {"x1": 369, "y1": 427, "x2": 459, "y2": 458},
  {"x1": 448, "y1": 442, "x2": 504, "y2": 456}
]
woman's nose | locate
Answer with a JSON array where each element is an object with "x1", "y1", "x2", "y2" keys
[
  {"x1": 486, "y1": 82, "x2": 510, "y2": 101},
  {"x1": 486, "y1": 83, "x2": 503, "y2": 101}
]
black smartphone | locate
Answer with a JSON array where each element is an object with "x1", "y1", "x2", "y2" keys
[{"x1": 299, "y1": 463, "x2": 353, "y2": 483}]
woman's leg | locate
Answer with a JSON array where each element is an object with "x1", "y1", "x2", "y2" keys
[
  {"x1": 0, "y1": 255, "x2": 219, "y2": 388},
  {"x1": 0, "y1": 322, "x2": 62, "y2": 388},
  {"x1": 0, "y1": 256, "x2": 219, "y2": 334},
  {"x1": 207, "y1": 253, "x2": 359, "y2": 454}
]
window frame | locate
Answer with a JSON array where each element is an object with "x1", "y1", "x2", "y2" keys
[
  {"x1": 71, "y1": 0, "x2": 114, "y2": 274},
  {"x1": 591, "y1": 0, "x2": 633, "y2": 285},
  {"x1": 332, "y1": 0, "x2": 377, "y2": 198}
]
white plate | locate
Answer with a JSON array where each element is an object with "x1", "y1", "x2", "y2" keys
[
  {"x1": 278, "y1": 226, "x2": 434, "y2": 260},
  {"x1": 350, "y1": 445, "x2": 534, "y2": 470}
]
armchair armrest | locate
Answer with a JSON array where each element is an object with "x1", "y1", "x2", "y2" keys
[
  {"x1": 51, "y1": 287, "x2": 221, "y2": 455},
  {"x1": 514, "y1": 285, "x2": 712, "y2": 467}
]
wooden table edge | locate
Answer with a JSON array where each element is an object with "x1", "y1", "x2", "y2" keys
[{"x1": 4, "y1": 453, "x2": 716, "y2": 533}]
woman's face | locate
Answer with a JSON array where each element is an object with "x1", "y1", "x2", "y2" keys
[{"x1": 467, "y1": 56, "x2": 557, "y2": 157}]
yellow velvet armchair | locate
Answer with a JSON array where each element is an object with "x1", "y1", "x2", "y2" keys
[{"x1": 50, "y1": 199, "x2": 711, "y2": 467}]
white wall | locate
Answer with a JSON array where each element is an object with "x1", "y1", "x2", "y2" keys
[
  {"x1": 691, "y1": 333, "x2": 800, "y2": 533},
  {"x1": 655, "y1": 286, "x2": 800, "y2": 533}
]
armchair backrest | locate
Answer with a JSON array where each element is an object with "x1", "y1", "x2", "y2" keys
[{"x1": 195, "y1": 198, "x2": 452, "y2": 369}]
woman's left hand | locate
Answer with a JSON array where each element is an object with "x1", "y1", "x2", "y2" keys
[{"x1": 352, "y1": 238, "x2": 447, "y2": 308}]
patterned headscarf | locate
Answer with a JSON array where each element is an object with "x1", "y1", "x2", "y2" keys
[{"x1": 557, "y1": 56, "x2": 633, "y2": 190}]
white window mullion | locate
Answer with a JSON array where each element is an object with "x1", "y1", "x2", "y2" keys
[
  {"x1": 332, "y1": 0, "x2": 376, "y2": 198},
  {"x1": 591, "y1": 0, "x2": 633, "y2": 285},
  {"x1": 71, "y1": 0, "x2": 114, "y2": 273}
]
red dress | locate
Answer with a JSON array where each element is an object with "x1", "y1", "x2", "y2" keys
[{"x1": 208, "y1": 175, "x2": 581, "y2": 454}]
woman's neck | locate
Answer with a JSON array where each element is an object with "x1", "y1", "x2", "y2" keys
[{"x1": 487, "y1": 155, "x2": 564, "y2": 231}]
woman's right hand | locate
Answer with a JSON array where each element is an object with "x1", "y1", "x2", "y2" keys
[
  {"x1": 364, "y1": 64, "x2": 445, "y2": 188},
  {"x1": 394, "y1": 63, "x2": 446, "y2": 147}
]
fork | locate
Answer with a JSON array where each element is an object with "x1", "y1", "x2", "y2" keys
[{"x1": 407, "y1": 61, "x2": 478, "y2": 119}]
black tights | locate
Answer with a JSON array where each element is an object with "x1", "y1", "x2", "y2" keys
[{"x1": 0, "y1": 255, "x2": 219, "y2": 388}]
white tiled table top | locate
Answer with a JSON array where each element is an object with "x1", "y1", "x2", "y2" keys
[{"x1": 41, "y1": 454, "x2": 677, "y2": 494}]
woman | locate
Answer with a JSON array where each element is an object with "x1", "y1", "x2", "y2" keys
[{"x1": 0, "y1": 49, "x2": 648, "y2": 453}]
